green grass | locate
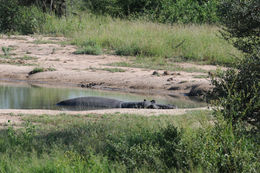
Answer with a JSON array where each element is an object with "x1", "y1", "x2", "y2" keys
[
  {"x1": 109, "y1": 58, "x2": 208, "y2": 73},
  {"x1": 1, "y1": 46, "x2": 16, "y2": 58},
  {"x1": 72, "y1": 40, "x2": 103, "y2": 55},
  {"x1": 28, "y1": 67, "x2": 56, "y2": 75},
  {"x1": 41, "y1": 13, "x2": 242, "y2": 66},
  {"x1": 0, "y1": 110, "x2": 258, "y2": 172},
  {"x1": 73, "y1": 45, "x2": 102, "y2": 55},
  {"x1": 29, "y1": 67, "x2": 45, "y2": 75}
]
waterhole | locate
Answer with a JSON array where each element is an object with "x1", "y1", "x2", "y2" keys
[{"x1": 0, "y1": 82, "x2": 206, "y2": 110}]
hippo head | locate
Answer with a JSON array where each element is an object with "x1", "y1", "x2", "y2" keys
[{"x1": 143, "y1": 99, "x2": 159, "y2": 109}]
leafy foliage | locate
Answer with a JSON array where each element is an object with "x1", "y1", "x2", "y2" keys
[
  {"x1": 0, "y1": 0, "x2": 45, "y2": 34},
  {"x1": 210, "y1": 52, "x2": 260, "y2": 131},
  {"x1": 209, "y1": 0, "x2": 260, "y2": 131},
  {"x1": 83, "y1": 0, "x2": 219, "y2": 23},
  {"x1": 184, "y1": 123, "x2": 260, "y2": 172},
  {"x1": 218, "y1": 0, "x2": 260, "y2": 54}
]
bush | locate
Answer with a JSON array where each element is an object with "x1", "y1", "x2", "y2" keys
[
  {"x1": 0, "y1": 0, "x2": 20, "y2": 33},
  {"x1": 84, "y1": 0, "x2": 219, "y2": 23},
  {"x1": 15, "y1": 6, "x2": 46, "y2": 34},
  {"x1": 183, "y1": 124, "x2": 260, "y2": 172},
  {"x1": 209, "y1": 0, "x2": 260, "y2": 131},
  {"x1": 0, "y1": 0, "x2": 45, "y2": 34},
  {"x1": 210, "y1": 52, "x2": 260, "y2": 131},
  {"x1": 155, "y1": 0, "x2": 219, "y2": 24},
  {"x1": 218, "y1": 0, "x2": 260, "y2": 54},
  {"x1": 105, "y1": 124, "x2": 185, "y2": 171}
]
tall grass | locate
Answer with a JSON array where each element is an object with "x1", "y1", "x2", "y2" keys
[{"x1": 41, "y1": 13, "x2": 241, "y2": 66}]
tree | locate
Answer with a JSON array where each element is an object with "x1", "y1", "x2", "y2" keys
[
  {"x1": 210, "y1": 0, "x2": 260, "y2": 131},
  {"x1": 218, "y1": 0, "x2": 260, "y2": 54}
]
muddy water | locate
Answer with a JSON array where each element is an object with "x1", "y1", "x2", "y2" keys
[{"x1": 0, "y1": 83, "x2": 206, "y2": 110}]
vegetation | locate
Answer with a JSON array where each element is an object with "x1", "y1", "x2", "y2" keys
[
  {"x1": 0, "y1": 111, "x2": 258, "y2": 172},
  {"x1": 83, "y1": 0, "x2": 220, "y2": 24},
  {"x1": 0, "y1": 0, "x2": 45, "y2": 34},
  {"x1": 209, "y1": 0, "x2": 260, "y2": 132},
  {"x1": 0, "y1": 0, "x2": 241, "y2": 66},
  {"x1": 218, "y1": 0, "x2": 260, "y2": 54},
  {"x1": 0, "y1": 0, "x2": 259, "y2": 172},
  {"x1": 1, "y1": 47, "x2": 12, "y2": 57},
  {"x1": 43, "y1": 14, "x2": 239, "y2": 66},
  {"x1": 28, "y1": 67, "x2": 56, "y2": 75},
  {"x1": 73, "y1": 41, "x2": 103, "y2": 55}
]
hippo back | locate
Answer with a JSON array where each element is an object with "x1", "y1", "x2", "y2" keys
[{"x1": 57, "y1": 97, "x2": 122, "y2": 109}]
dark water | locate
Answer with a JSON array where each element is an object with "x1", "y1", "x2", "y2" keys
[{"x1": 0, "y1": 83, "x2": 206, "y2": 110}]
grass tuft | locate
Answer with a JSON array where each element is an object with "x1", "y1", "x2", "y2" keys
[
  {"x1": 73, "y1": 45, "x2": 102, "y2": 55},
  {"x1": 28, "y1": 67, "x2": 56, "y2": 75}
]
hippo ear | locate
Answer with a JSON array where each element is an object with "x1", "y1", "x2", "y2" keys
[{"x1": 151, "y1": 100, "x2": 156, "y2": 103}]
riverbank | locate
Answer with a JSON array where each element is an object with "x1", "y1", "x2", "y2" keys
[
  {"x1": 0, "y1": 107, "x2": 210, "y2": 128},
  {"x1": 0, "y1": 35, "x2": 216, "y2": 97}
]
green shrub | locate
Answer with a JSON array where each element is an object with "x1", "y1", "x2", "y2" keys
[
  {"x1": 15, "y1": 6, "x2": 46, "y2": 34},
  {"x1": 0, "y1": 0, "x2": 19, "y2": 33},
  {"x1": 155, "y1": 0, "x2": 219, "y2": 24},
  {"x1": 84, "y1": 0, "x2": 219, "y2": 23},
  {"x1": 7, "y1": 121, "x2": 36, "y2": 151},
  {"x1": 209, "y1": 0, "x2": 260, "y2": 131},
  {"x1": 105, "y1": 124, "x2": 185, "y2": 171},
  {"x1": 210, "y1": 53, "x2": 260, "y2": 131},
  {"x1": 106, "y1": 129, "x2": 163, "y2": 171},
  {"x1": 0, "y1": 0, "x2": 45, "y2": 34},
  {"x1": 218, "y1": 0, "x2": 260, "y2": 54},
  {"x1": 183, "y1": 123, "x2": 260, "y2": 172},
  {"x1": 155, "y1": 125, "x2": 184, "y2": 169}
]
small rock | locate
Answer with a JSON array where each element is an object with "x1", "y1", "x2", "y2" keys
[
  {"x1": 168, "y1": 86, "x2": 180, "y2": 90},
  {"x1": 152, "y1": 71, "x2": 160, "y2": 76},
  {"x1": 79, "y1": 82, "x2": 104, "y2": 88},
  {"x1": 163, "y1": 71, "x2": 170, "y2": 76},
  {"x1": 167, "y1": 77, "x2": 174, "y2": 82},
  {"x1": 171, "y1": 72, "x2": 181, "y2": 75}
]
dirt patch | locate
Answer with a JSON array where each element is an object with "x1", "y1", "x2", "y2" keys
[
  {"x1": 0, "y1": 114, "x2": 23, "y2": 128},
  {"x1": 0, "y1": 35, "x2": 215, "y2": 96}
]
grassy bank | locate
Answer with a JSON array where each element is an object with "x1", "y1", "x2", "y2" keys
[
  {"x1": 41, "y1": 13, "x2": 241, "y2": 66},
  {"x1": 0, "y1": 110, "x2": 259, "y2": 172}
]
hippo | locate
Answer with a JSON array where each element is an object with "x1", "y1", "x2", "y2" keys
[{"x1": 56, "y1": 97, "x2": 176, "y2": 110}]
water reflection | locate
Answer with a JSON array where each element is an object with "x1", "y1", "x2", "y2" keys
[{"x1": 0, "y1": 83, "x2": 206, "y2": 110}]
